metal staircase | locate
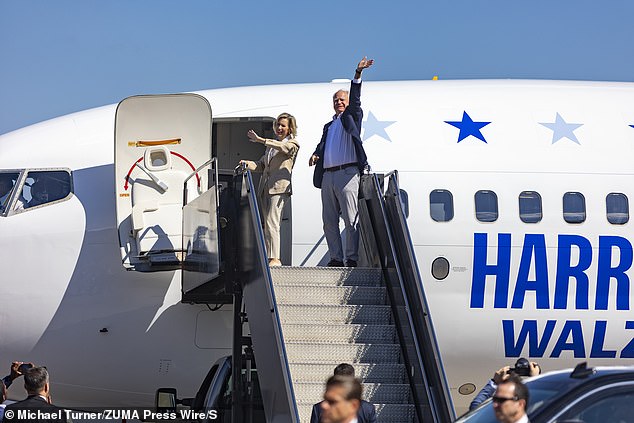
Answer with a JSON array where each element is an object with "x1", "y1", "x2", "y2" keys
[
  {"x1": 238, "y1": 170, "x2": 455, "y2": 423},
  {"x1": 272, "y1": 266, "x2": 414, "y2": 422}
]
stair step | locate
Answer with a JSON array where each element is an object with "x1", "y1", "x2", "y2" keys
[
  {"x1": 283, "y1": 324, "x2": 396, "y2": 343},
  {"x1": 274, "y1": 285, "x2": 387, "y2": 305},
  {"x1": 296, "y1": 402, "x2": 415, "y2": 423},
  {"x1": 288, "y1": 362, "x2": 406, "y2": 383},
  {"x1": 285, "y1": 342, "x2": 402, "y2": 364},
  {"x1": 270, "y1": 266, "x2": 383, "y2": 286},
  {"x1": 278, "y1": 304, "x2": 393, "y2": 325},
  {"x1": 293, "y1": 382, "x2": 411, "y2": 404},
  {"x1": 374, "y1": 403, "x2": 416, "y2": 422}
]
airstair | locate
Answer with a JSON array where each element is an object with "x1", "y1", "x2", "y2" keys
[
  {"x1": 240, "y1": 170, "x2": 455, "y2": 423},
  {"x1": 272, "y1": 266, "x2": 412, "y2": 422},
  {"x1": 113, "y1": 94, "x2": 454, "y2": 423}
]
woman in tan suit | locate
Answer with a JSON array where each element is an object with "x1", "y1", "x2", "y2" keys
[{"x1": 239, "y1": 113, "x2": 300, "y2": 266}]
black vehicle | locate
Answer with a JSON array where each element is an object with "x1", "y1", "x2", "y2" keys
[
  {"x1": 155, "y1": 355, "x2": 265, "y2": 423},
  {"x1": 456, "y1": 363, "x2": 634, "y2": 423}
]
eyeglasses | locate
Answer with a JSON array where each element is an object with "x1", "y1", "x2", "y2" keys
[{"x1": 492, "y1": 396, "x2": 518, "y2": 404}]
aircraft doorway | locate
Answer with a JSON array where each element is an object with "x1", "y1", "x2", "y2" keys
[{"x1": 213, "y1": 118, "x2": 293, "y2": 265}]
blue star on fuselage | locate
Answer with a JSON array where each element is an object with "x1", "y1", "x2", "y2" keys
[
  {"x1": 539, "y1": 113, "x2": 583, "y2": 144},
  {"x1": 362, "y1": 111, "x2": 396, "y2": 142},
  {"x1": 445, "y1": 111, "x2": 491, "y2": 143}
]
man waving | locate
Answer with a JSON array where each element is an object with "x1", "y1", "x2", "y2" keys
[{"x1": 310, "y1": 57, "x2": 374, "y2": 267}]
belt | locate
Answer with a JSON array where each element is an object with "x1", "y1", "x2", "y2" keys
[{"x1": 324, "y1": 163, "x2": 357, "y2": 172}]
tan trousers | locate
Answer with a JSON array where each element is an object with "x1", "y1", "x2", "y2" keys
[{"x1": 260, "y1": 193, "x2": 288, "y2": 260}]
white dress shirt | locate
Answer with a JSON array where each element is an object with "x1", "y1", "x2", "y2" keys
[
  {"x1": 322, "y1": 78, "x2": 362, "y2": 169},
  {"x1": 515, "y1": 413, "x2": 529, "y2": 423}
]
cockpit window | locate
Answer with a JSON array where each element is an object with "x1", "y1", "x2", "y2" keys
[
  {"x1": 19, "y1": 171, "x2": 72, "y2": 210},
  {"x1": 0, "y1": 171, "x2": 20, "y2": 214}
]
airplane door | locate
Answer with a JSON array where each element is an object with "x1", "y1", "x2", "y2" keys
[{"x1": 114, "y1": 94, "x2": 212, "y2": 271}]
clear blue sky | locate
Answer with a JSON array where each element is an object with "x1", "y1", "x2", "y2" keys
[{"x1": 1, "y1": 0, "x2": 633, "y2": 135}]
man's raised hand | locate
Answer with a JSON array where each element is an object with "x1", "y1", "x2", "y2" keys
[{"x1": 356, "y1": 56, "x2": 374, "y2": 73}]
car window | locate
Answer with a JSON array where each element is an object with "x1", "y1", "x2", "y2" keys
[
  {"x1": 456, "y1": 376, "x2": 582, "y2": 423},
  {"x1": 555, "y1": 387, "x2": 634, "y2": 423},
  {"x1": 214, "y1": 367, "x2": 263, "y2": 423},
  {"x1": 202, "y1": 360, "x2": 231, "y2": 413}
]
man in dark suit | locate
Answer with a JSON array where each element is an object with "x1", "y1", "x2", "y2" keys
[
  {"x1": 2, "y1": 367, "x2": 67, "y2": 423},
  {"x1": 492, "y1": 375, "x2": 530, "y2": 423},
  {"x1": 310, "y1": 364, "x2": 377, "y2": 423},
  {"x1": 310, "y1": 57, "x2": 373, "y2": 268}
]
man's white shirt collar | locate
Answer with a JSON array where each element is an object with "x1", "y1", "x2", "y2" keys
[{"x1": 515, "y1": 414, "x2": 529, "y2": 423}]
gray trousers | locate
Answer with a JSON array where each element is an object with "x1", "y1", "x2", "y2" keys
[{"x1": 321, "y1": 167, "x2": 360, "y2": 262}]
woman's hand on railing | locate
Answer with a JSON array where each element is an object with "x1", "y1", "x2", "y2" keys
[{"x1": 236, "y1": 160, "x2": 254, "y2": 173}]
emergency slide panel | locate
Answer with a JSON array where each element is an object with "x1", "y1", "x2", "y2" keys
[{"x1": 114, "y1": 94, "x2": 212, "y2": 271}]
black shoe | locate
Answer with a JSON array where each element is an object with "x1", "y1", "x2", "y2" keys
[
  {"x1": 345, "y1": 260, "x2": 357, "y2": 267},
  {"x1": 327, "y1": 259, "x2": 345, "y2": 267}
]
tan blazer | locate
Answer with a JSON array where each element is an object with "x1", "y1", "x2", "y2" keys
[{"x1": 253, "y1": 137, "x2": 300, "y2": 196}]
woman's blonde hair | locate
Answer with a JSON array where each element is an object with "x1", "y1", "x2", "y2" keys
[{"x1": 275, "y1": 112, "x2": 297, "y2": 138}]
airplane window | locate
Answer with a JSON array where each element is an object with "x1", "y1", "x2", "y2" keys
[
  {"x1": 519, "y1": 191, "x2": 542, "y2": 223},
  {"x1": 432, "y1": 257, "x2": 450, "y2": 280},
  {"x1": 17, "y1": 170, "x2": 72, "y2": 211},
  {"x1": 563, "y1": 192, "x2": 586, "y2": 224},
  {"x1": 606, "y1": 193, "x2": 629, "y2": 225},
  {"x1": 0, "y1": 171, "x2": 20, "y2": 214},
  {"x1": 430, "y1": 189, "x2": 454, "y2": 222},
  {"x1": 556, "y1": 388, "x2": 634, "y2": 423},
  {"x1": 475, "y1": 190, "x2": 498, "y2": 222}
]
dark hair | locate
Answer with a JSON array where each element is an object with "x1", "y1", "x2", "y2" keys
[
  {"x1": 24, "y1": 367, "x2": 48, "y2": 394},
  {"x1": 333, "y1": 363, "x2": 355, "y2": 377},
  {"x1": 325, "y1": 375, "x2": 362, "y2": 402},
  {"x1": 499, "y1": 374, "x2": 529, "y2": 408}
]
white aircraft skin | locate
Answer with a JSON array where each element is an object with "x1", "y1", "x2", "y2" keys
[{"x1": 1, "y1": 79, "x2": 634, "y2": 414}]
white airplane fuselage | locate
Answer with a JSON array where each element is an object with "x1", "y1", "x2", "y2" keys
[{"x1": 1, "y1": 80, "x2": 634, "y2": 413}]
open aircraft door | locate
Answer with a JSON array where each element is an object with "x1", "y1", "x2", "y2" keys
[{"x1": 114, "y1": 94, "x2": 213, "y2": 272}]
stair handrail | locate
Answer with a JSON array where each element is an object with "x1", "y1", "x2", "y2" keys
[
  {"x1": 359, "y1": 172, "x2": 454, "y2": 423},
  {"x1": 238, "y1": 169, "x2": 299, "y2": 423},
  {"x1": 383, "y1": 171, "x2": 455, "y2": 422},
  {"x1": 183, "y1": 157, "x2": 218, "y2": 205}
]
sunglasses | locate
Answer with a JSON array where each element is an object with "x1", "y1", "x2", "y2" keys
[{"x1": 492, "y1": 396, "x2": 519, "y2": 404}]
